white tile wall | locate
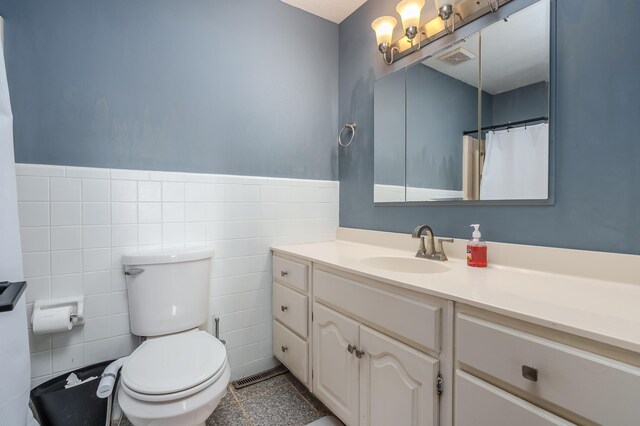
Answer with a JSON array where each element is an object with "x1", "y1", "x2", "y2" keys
[{"x1": 16, "y1": 163, "x2": 338, "y2": 387}]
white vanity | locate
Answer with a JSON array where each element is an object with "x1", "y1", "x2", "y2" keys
[{"x1": 271, "y1": 228, "x2": 640, "y2": 426}]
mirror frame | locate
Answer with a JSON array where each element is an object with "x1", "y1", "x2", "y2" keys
[{"x1": 373, "y1": 0, "x2": 556, "y2": 207}]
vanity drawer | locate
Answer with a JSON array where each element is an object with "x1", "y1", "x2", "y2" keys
[
  {"x1": 457, "y1": 314, "x2": 640, "y2": 425},
  {"x1": 273, "y1": 281, "x2": 308, "y2": 338},
  {"x1": 272, "y1": 255, "x2": 308, "y2": 292},
  {"x1": 455, "y1": 370, "x2": 574, "y2": 426},
  {"x1": 273, "y1": 320, "x2": 308, "y2": 385},
  {"x1": 314, "y1": 269, "x2": 441, "y2": 352}
]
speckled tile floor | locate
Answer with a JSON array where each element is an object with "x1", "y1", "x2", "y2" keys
[{"x1": 115, "y1": 372, "x2": 340, "y2": 426}]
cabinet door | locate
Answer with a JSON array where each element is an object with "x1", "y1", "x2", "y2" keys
[
  {"x1": 359, "y1": 325, "x2": 440, "y2": 426},
  {"x1": 313, "y1": 302, "x2": 360, "y2": 426}
]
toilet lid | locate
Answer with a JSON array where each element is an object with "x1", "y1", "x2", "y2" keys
[{"x1": 122, "y1": 330, "x2": 226, "y2": 395}]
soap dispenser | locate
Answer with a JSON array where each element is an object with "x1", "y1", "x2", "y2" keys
[{"x1": 467, "y1": 224, "x2": 487, "y2": 267}]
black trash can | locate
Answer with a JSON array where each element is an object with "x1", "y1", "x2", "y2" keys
[{"x1": 30, "y1": 359, "x2": 116, "y2": 426}]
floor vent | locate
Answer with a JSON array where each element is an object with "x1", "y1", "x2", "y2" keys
[{"x1": 231, "y1": 364, "x2": 289, "y2": 389}]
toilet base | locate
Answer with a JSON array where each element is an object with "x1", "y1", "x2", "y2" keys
[{"x1": 118, "y1": 362, "x2": 230, "y2": 426}]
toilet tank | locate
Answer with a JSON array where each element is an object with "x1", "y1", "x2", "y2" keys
[{"x1": 122, "y1": 249, "x2": 213, "y2": 337}]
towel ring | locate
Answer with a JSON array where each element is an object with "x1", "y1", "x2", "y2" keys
[{"x1": 338, "y1": 122, "x2": 357, "y2": 147}]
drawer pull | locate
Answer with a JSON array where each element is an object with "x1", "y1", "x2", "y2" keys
[
  {"x1": 347, "y1": 344, "x2": 356, "y2": 354},
  {"x1": 281, "y1": 345, "x2": 288, "y2": 353},
  {"x1": 280, "y1": 270, "x2": 288, "y2": 277},
  {"x1": 522, "y1": 365, "x2": 538, "y2": 382},
  {"x1": 280, "y1": 305, "x2": 288, "y2": 312}
]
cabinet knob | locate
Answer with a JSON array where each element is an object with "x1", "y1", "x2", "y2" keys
[
  {"x1": 281, "y1": 345, "x2": 288, "y2": 353},
  {"x1": 522, "y1": 365, "x2": 538, "y2": 382},
  {"x1": 280, "y1": 271, "x2": 288, "y2": 277},
  {"x1": 280, "y1": 305, "x2": 288, "y2": 312},
  {"x1": 347, "y1": 344, "x2": 356, "y2": 354},
  {"x1": 355, "y1": 348, "x2": 365, "y2": 359}
]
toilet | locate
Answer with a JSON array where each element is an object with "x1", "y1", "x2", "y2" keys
[{"x1": 117, "y1": 249, "x2": 229, "y2": 426}]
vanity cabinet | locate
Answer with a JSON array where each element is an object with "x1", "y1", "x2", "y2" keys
[
  {"x1": 313, "y1": 302, "x2": 440, "y2": 426},
  {"x1": 271, "y1": 253, "x2": 450, "y2": 426},
  {"x1": 271, "y1": 254, "x2": 312, "y2": 386},
  {"x1": 271, "y1": 249, "x2": 640, "y2": 426},
  {"x1": 455, "y1": 308, "x2": 640, "y2": 426},
  {"x1": 311, "y1": 265, "x2": 450, "y2": 426}
]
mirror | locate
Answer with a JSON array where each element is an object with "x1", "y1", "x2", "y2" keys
[
  {"x1": 374, "y1": 70, "x2": 406, "y2": 202},
  {"x1": 373, "y1": 0, "x2": 551, "y2": 204}
]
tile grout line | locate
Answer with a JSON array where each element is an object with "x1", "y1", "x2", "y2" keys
[
  {"x1": 285, "y1": 380, "x2": 322, "y2": 424},
  {"x1": 285, "y1": 375, "x2": 322, "y2": 417},
  {"x1": 228, "y1": 385, "x2": 254, "y2": 426}
]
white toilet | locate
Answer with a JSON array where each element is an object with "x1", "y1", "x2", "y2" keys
[{"x1": 118, "y1": 249, "x2": 229, "y2": 426}]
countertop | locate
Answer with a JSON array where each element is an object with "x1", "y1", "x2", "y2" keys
[{"x1": 272, "y1": 240, "x2": 640, "y2": 354}]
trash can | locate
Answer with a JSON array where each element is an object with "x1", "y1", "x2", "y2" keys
[{"x1": 30, "y1": 360, "x2": 116, "y2": 426}]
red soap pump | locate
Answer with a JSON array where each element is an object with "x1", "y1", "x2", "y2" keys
[{"x1": 467, "y1": 224, "x2": 488, "y2": 267}]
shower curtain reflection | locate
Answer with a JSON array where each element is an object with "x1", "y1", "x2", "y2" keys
[{"x1": 480, "y1": 123, "x2": 549, "y2": 200}]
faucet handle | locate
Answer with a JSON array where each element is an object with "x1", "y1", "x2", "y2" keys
[{"x1": 437, "y1": 238, "x2": 454, "y2": 261}]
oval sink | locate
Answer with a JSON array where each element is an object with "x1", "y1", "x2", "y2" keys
[{"x1": 360, "y1": 256, "x2": 450, "y2": 274}]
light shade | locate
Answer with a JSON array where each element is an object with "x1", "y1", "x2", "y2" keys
[
  {"x1": 371, "y1": 16, "x2": 397, "y2": 46},
  {"x1": 396, "y1": 0, "x2": 425, "y2": 31}
]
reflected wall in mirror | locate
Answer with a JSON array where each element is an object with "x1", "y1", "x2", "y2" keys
[
  {"x1": 406, "y1": 33, "x2": 488, "y2": 201},
  {"x1": 374, "y1": 69, "x2": 406, "y2": 202},
  {"x1": 373, "y1": 0, "x2": 551, "y2": 204}
]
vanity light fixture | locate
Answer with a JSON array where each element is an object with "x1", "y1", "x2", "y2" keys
[
  {"x1": 396, "y1": 0, "x2": 426, "y2": 51},
  {"x1": 372, "y1": 0, "x2": 510, "y2": 65},
  {"x1": 371, "y1": 16, "x2": 398, "y2": 64}
]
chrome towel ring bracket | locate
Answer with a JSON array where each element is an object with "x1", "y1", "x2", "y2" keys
[{"x1": 338, "y1": 122, "x2": 357, "y2": 147}]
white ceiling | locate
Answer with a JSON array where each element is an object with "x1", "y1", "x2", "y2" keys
[
  {"x1": 423, "y1": 0, "x2": 549, "y2": 94},
  {"x1": 280, "y1": 0, "x2": 469, "y2": 25},
  {"x1": 423, "y1": 33, "x2": 480, "y2": 89},
  {"x1": 280, "y1": 0, "x2": 368, "y2": 24}
]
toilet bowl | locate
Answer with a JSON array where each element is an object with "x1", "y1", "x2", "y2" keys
[
  {"x1": 118, "y1": 329, "x2": 230, "y2": 426},
  {"x1": 119, "y1": 249, "x2": 227, "y2": 426}
]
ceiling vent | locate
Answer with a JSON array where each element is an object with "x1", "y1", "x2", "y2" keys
[{"x1": 437, "y1": 47, "x2": 476, "y2": 66}]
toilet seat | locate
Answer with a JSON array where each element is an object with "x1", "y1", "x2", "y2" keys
[
  {"x1": 120, "y1": 361, "x2": 227, "y2": 402},
  {"x1": 121, "y1": 329, "x2": 227, "y2": 402},
  {"x1": 118, "y1": 361, "x2": 231, "y2": 426}
]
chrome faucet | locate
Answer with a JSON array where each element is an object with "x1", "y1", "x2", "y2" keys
[
  {"x1": 412, "y1": 225, "x2": 454, "y2": 261},
  {"x1": 412, "y1": 225, "x2": 436, "y2": 258}
]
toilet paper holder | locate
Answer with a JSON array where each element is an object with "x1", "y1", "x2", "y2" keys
[{"x1": 32, "y1": 296, "x2": 85, "y2": 328}]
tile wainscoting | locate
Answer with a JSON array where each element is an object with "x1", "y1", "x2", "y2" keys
[{"x1": 16, "y1": 163, "x2": 338, "y2": 388}]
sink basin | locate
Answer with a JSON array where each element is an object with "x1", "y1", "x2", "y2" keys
[{"x1": 360, "y1": 256, "x2": 450, "y2": 274}]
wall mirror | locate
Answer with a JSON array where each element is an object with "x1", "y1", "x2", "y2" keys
[{"x1": 374, "y1": 0, "x2": 551, "y2": 204}]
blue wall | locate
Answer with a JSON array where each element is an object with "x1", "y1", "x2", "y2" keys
[
  {"x1": 0, "y1": 0, "x2": 339, "y2": 180},
  {"x1": 406, "y1": 64, "x2": 492, "y2": 190},
  {"x1": 374, "y1": 68, "x2": 405, "y2": 186},
  {"x1": 338, "y1": 0, "x2": 640, "y2": 255},
  {"x1": 492, "y1": 81, "x2": 548, "y2": 125}
]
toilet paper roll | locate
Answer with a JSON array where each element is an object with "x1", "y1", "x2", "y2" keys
[{"x1": 32, "y1": 306, "x2": 74, "y2": 335}]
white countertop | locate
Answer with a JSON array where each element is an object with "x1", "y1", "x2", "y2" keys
[{"x1": 272, "y1": 240, "x2": 640, "y2": 354}]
